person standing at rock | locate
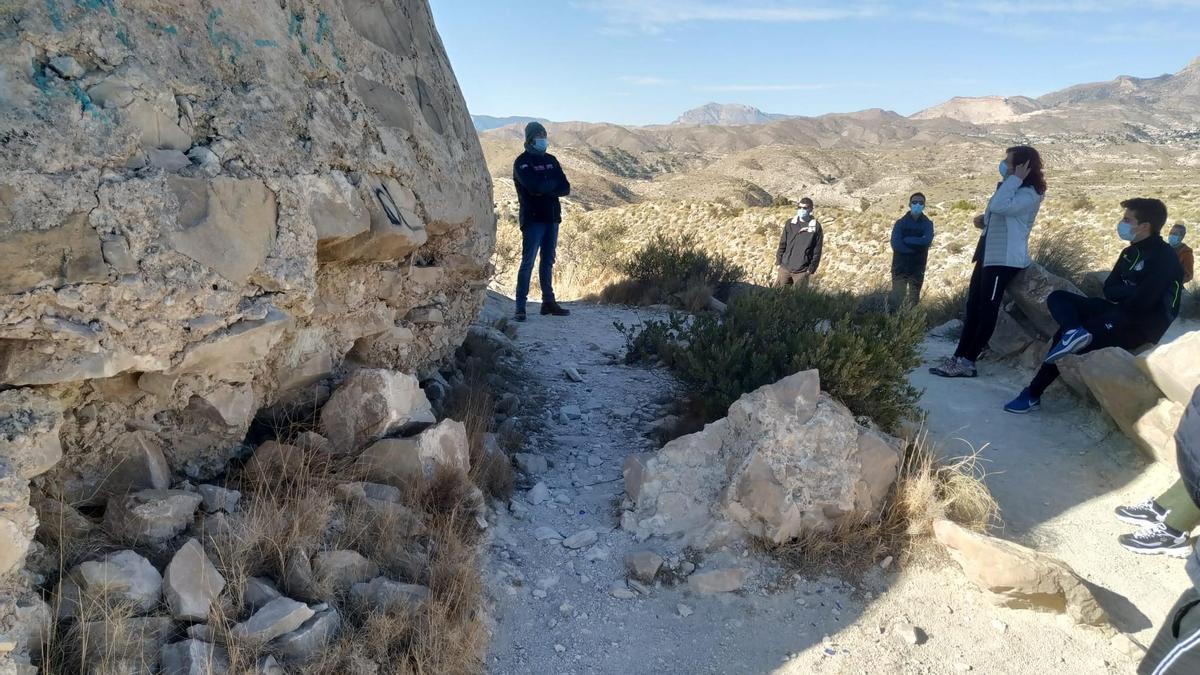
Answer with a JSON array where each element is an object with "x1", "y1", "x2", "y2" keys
[
  {"x1": 775, "y1": 197, "x2": 823, "y2": 287},
  {"x1": 1138, "y1": 387, "x2": 1200, "y2": 674},
  {"x1": 889, "y1": 192, "x2": 934, "y2": 308},
  {"x1": 931, "y1": 146, "x2": 1045, "y2": 378},
  {"x1": 1003, "y1": 198, "x2": 1184, "y2": 414},
  {"x1": 513, "y1": 121, "x2": 571, "y2": 322},
  {"x1": 1169, "y1": 223, "x2": 1193, "y2": 284}
]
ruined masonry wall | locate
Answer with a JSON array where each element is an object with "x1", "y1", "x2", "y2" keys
[{"x1": 0, "y1": 0, "x2": 495, "y2": 644}]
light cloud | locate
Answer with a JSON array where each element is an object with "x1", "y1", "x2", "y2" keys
[
  {"x1": 693, "y1": 83, "x2": 837, "y2": 92},
  {"x1": 619, "y1": 75, "x2": 674, "y2": 86},
  {"x1": 578, "y1": 0, "x2": 1200, "y2": 37}
]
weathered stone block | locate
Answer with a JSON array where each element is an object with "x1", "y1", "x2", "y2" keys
[{"x1": 167, "y1": 177, "x2": 277, "y2": 283}]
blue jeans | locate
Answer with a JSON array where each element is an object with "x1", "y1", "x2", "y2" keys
[{"x1": 515, "y1": 222, "x2": 559, "y2": 312}]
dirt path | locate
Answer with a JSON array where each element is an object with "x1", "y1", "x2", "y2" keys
[{"x1": 482, "y1": 297, "x2": 1147, "y2": 674}]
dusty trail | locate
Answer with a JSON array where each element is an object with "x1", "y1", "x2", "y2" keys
[{"x1": 482, "y1": 297, "x2": 1149, "y2": 674}]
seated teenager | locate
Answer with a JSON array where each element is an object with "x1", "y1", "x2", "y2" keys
[{"x1": 1004, "y1": 198, "x2": 1185, "y2": 414}]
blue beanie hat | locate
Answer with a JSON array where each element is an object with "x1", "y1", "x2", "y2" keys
[{"x1": 524, "y1": 121, "x2": 547, "y2": 149}]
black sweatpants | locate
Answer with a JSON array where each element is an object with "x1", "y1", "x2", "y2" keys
[
  {"x1": 1028, "y1": 291, "x2": 1149, "y2": 398},
  {"x1": 1140, "y1": 587, "x2": 1200, "y2": 674},
  {"x1": 954, "y1": 264, "x2": 1021, "y2": 362}
]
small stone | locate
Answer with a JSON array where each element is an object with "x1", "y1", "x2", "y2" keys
[
  {"x1": 56, "y1": 550, "x2": 163, "y2": 619},
  {"x1": 992, "y1": 619, "x2": 1008, "y2": 633},
  {"x1": 554, "y1": 492, "x2": 572, "y2": 505},
  {"x1": 554, "y1": 644, "x2": 566, "y2": 653},
  {"x1": 243, "y1": 577, "x2": 282, "y2": 612},
  {"x1": 893, "y1": 623, "x2": 924, "y2": 646},
  {"x1": 620, "y1": 511, "x2": 638, "y2": 532},
  {"x1": 313, "y1": 550, "x2": 380, "y2": 596},
  {"x1": 558, "y1": 602, "x2": 573, "y2": 616},
  {"x1": 49, "y1": 55, "x2": 85, "y2": 79},
  {"x1": 163, "y1": 538, "x2": 226, "y2": 621},
  {"x1": 563, "y1": 366, "x2": 584, "y2": 383},
  {"x1": 687, "y1": 569, "x2": 745, "y2": 594},
  {"x1": 532, "y1": 589, "x2": 547, "y2": 599},
  {"x1": 880, "y1": 555, "x2": 894, "y2": 570},
  {"x1": 533, "y1": 526, "x2": 563, "y2": 541},
  {"x1": 160, "y1": 638, "x2": 230, "y2": 674},
  {"x1": 231, "y1": 597, "x2": 314, "y2": 644},
  {"x1": 527, "y1": 482, "x2": 550, "y2": 505},
  {"x1": 586, "y1": 455, "x2": 603, "y2": 468},
  {"x1": 628, "y1": 580, "x2": 652, "y2": 595},
  {"x1": 271, "y1": 606, "x2": 341, "y2": 664},
  {"x1": 562, "y1": 529, "x2": 598, "y2": 549},
  {"x1": 560, "y1": 405, "x2": 582, "y2": 420},
  {"x1": 677, "y1": 603, "x2": 693, "y2": 618},
  {"x1": 513, "y1": 453, "x2": 549, "y2": 475},
  {"x1": 679, "y1": 561, "x2": 696, "y2": 576},
  {"x1": 197, "y1": 484, "x2": 241, "y2": 513},
  {"x1": 625, "y1": 551, "x2": 664, "y2": 583},
  {"x1": 350, "y1": 577, "x2": 430, "y2": 614},
  {"x1": 104, "y1": 489, "x2": 203, "y2": 543},
  {"x1": 954, "y1": 663, "x2": 973, "y2": 673},
  {"x1": 585, "y1": 546, "x2": 610, "y2": 562}
]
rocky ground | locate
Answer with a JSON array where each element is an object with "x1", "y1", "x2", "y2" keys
[{"x1": 481, "y1": 297, "x2": 1165, "y2": 675}]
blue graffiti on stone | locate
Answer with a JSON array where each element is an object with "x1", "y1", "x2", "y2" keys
[
  {"x1": 313, "y1": 11, "x2": 347, "y2": 71},
  {"x1": 254, "y1": 38, "x2": 278, "y2": 48},
  {"x1": 45, "y1": 0, "x2": 65, "y2": 30},
  {"x1": 146, "y1": 20, "x2": 178, "y2": 35},
  {"x1": 206, "y1": 9, "x2": 243, "y2": 64},
  {"x1": 73, "y1": 0, "x2": 116, "y2": 16}
]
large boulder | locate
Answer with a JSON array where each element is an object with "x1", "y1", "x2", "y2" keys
[
  {"x1": 1008, "y1": 264, "x2": 1084, "y2": 337},
  {"x1": 629, "y1": 370, "x2": 902, "y2": 545},
  {"x1": 0, "y1": 388, "x2": 64, "y2": 480},
  {"x1": 1140, "y1": 330, "x2": 1200, "y2": 406},
  {"x1": 934, "y1": 520, "x2": 1107, "y2": 626},
  {"x1": 320, "y1": 369, "x2": 436, "y2": 453},
  {"x1": 1061, "y1": 348, "x2": 1178, "y2": 463},
  {"x1": 355, "y1": 419, "x2": 469, "y2": 485}
]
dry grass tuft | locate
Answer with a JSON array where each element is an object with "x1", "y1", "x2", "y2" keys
[{"x1": 760, "y1": 429, "x2": 998, "y2": 575}]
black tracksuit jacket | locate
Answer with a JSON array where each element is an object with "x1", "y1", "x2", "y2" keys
[{"x1": 1101, "y1": 234, "x2": 1185, "y2": 345}]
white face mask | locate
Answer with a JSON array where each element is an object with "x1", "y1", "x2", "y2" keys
[{"x1": 797, "y1": 208, "x2": 811, "y2": 220}]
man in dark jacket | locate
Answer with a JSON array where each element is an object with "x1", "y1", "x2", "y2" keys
[
  {"x1": 512, "y1": 121, "x2": 571, "y2": 322},
  {"x1": 1139, "y1": 387, "x2": 1200, "y2": 674},
  {"x1": 775, "y1": 197, "x2": 823, "y2": 287},
  {"x1": 889, "y1": 192, "x2": 934, "y2": 308},
  {"x1": 1005, "y1": 198, "x2": 1185, "y2": 414}
]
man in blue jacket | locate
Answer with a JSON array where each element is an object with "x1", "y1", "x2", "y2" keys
[
  {"x1": 512, "y1": 122, "x2": 571, "y2": 322},
  {"x1": 889, "y1": 193, "x2": 934, "y2": 308}
]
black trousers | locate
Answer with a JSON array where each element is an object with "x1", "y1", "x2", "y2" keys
[
  {"x1": 954, "y1": 264, "x2": 1021, "y2": 362},
  {"x1": 1028, "y1": 291, "x2": 1148, "y2": 398}
]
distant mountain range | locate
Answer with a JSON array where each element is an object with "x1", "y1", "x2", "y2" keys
[
  {"x1": 474, "y1": 55, "x2": 1200, "y2": 138},
  {"x1": 671, "y1": 103, "x2": 792, "y2": 126}
]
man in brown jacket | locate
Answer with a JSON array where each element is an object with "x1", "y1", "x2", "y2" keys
[{"x1": 1170, "y1": 223, "x2": 1193, "y2": 284}]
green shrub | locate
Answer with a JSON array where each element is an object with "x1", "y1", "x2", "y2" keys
[
  {"x1": 1069, "y1": 195, "x2": 1096, "y2": 211},
  {"x1": 619, "y1": 285, "x2": 926, "y2": 431},
  {"x1": 950, "y1": 199, "x2": 975, "y2": 212},
  {"x1": 600, "y1": 233, "x2": 746, "y2": 308}
]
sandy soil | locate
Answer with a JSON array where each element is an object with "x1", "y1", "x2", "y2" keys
[{"x1": 481, "y1": 297, "x2": 1187, "y2": 674}]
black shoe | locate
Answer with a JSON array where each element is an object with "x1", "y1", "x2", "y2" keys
[
  {"x1": 540, "y1": 302, "x2": 570, "y2": 317},
  {"x1": 514, "y1": 309, "x2": 527, "y2": 322},
  {"x1": 1114, "y1": 498, "x2": 1167, "y2": 526},
  {"x1": 1117, "y1": 523, "x2": 1192, "y2": 557}
]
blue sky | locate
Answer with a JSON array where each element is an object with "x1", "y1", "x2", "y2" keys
[{"x1": 428, "y1": 0, "x2": 1200, "y2": 125}]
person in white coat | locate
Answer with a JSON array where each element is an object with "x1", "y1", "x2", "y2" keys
[{"x1": 931, "y1": 145, "x2": 1046, "y2": 378}]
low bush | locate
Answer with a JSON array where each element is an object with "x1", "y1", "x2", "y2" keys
[
  {"x1": 1031, "y1": 230, "x2": 1094, "y2": 290},
  {"x1": 599, "y1": 233, "x2": 746, "y2": 310},
  {"x1": 949, "y1": 199, "x2": 975, "y2": 212},
  {"x1": 618, "y1": 285, "x2": 926, "y2": 431}
]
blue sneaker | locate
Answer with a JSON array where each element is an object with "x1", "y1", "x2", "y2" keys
[
  {"x1": 1004, "y1": 389, "x2": 1041, "y2": 414},
  {"x1": 1043, "y1": 328, "x2": 1093, "y2": 364}
]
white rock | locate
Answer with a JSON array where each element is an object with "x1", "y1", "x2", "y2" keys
[
  {"x1": 57, "y1": 550, "x2": 163, "y2": 619},
  {"x1": 104, "y1": 489, "x2": 203, "y2": 543},
  {"x1": 312, "y1": 550, "x2": 380, "y2": 596},
  {"x1": 687, "y1": 569, "x2": 746, "y2": 594},
  {"x1": 197, "y1": 484, "x2": 241, "y2": 513},
  {"x1": 609, "y1": 583, "x2": 637, "y2": 599},
  {"x1": 533, "y1": 526, "x2": 563, "y2": 541},
  {"x1": 164, "y1": 539, "x2": 226, "y2": 622},
  {"x1": 270, "y1": 606, "x2": 341, "y2": 664},
  {"x1": 527, "y1": 482, "x2": 550, "y2": 505},
  {"x1": 677, "y1": 603, "x2": 694, "y2": 618},
  {"x1": 160, "y1": 639, "x2": 230, "y2": 675},
  {"x1": 319, "y1": 369, "x2": 435, "y2": 453},
  {"x1": 243, "y1": 577, "x2": 282, "y2": 612},
  {"x1": 625, "y1": 551, "x2": 664, "y2": 583},
  {"x1": 232, "y1": 598, "x2": 314, "y2": 644},
  {"x1": 513, "y1": 453, "x2": 549, "y2": 475},
  {"x1": 563, "y1": 366, "x2": 584, "y2": 383},
  {"x1": 350, "y1": 577, "x2": 430, "y2": 614},
  {"x1": 562, "y1": 529, "x2": 598, "y2": 549}
]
